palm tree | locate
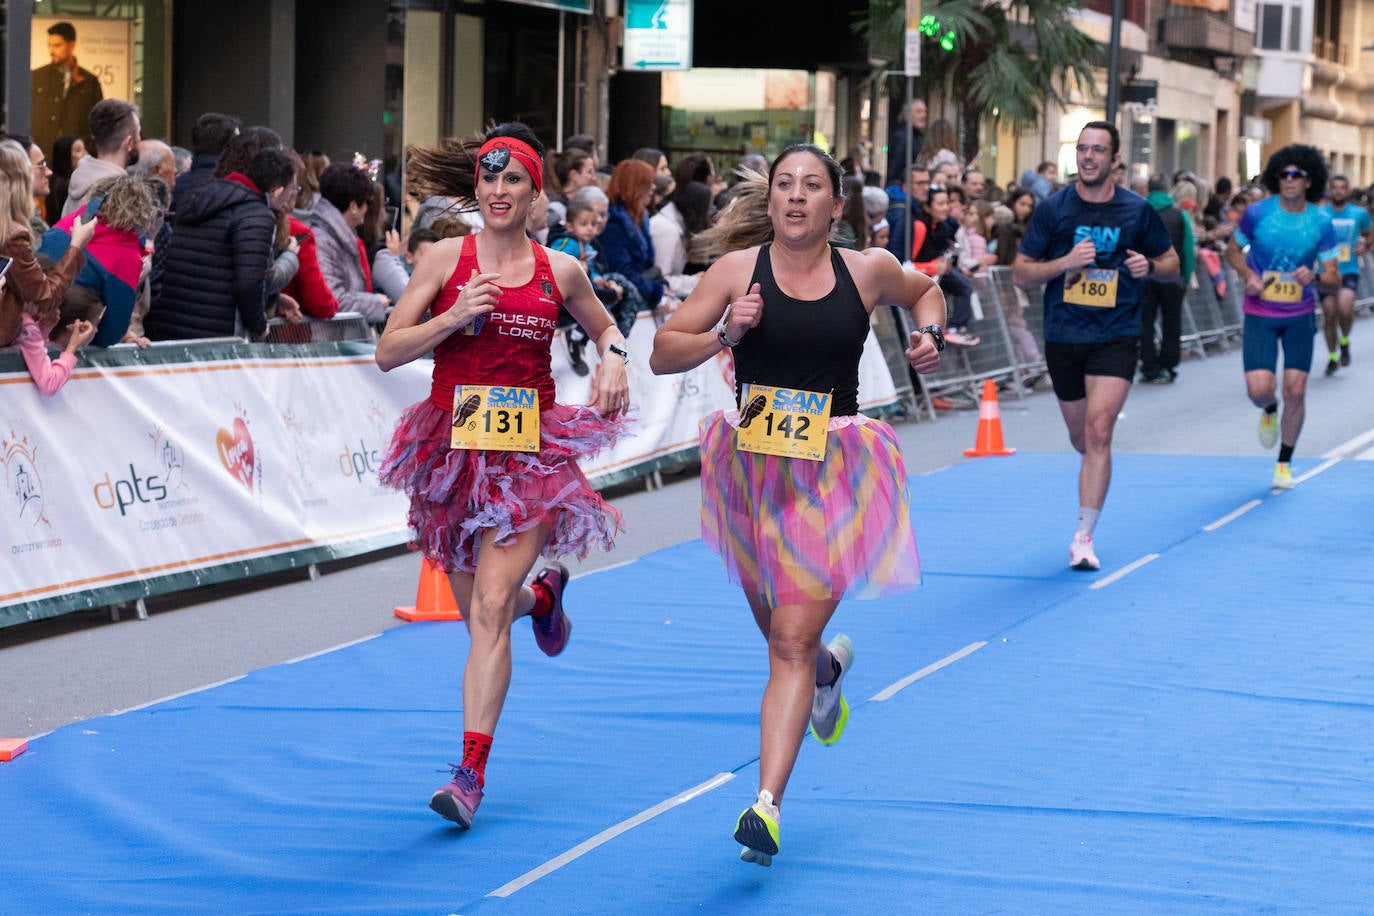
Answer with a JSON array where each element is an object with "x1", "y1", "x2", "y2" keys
[{"x1": 861, "y1": 0, "x2": 1103, "y2": 163}]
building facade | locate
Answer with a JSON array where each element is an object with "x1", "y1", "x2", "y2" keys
[{"x1": 5, "y1": 0, "x2": 1374, "y2": 201}]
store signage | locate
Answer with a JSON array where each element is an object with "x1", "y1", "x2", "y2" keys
[
  {"x1": 623, "y1": 0, "x2": 692, "y2": 71},
  {"x1": 502, "y1": 0, "x2": 593, "y2": 12},
  {"x1": 904, "y1": 0, "x2": 921, "y2": 76}
]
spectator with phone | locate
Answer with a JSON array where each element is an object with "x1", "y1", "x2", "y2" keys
[
  {"x1": 40, "y1": 174, "x2": 160, "y2": 347},
  {"x1": 0, "y1": 139, "x2": 93, "y2": 347},
  {"x1": 62, "y1": 99, "x2": 141, "y2": 218},
  {"x1": 147, "y1": 145, "x2": 295, "y2": 340}
]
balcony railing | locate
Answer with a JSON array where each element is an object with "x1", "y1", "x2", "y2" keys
[{"x1": 1160, "y1": 6, "x2": 1250, "y2": 56}]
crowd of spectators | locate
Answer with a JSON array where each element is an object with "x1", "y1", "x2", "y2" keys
[{"x1": 7, "y1": 92, "x2": 1370, "y2": 409}]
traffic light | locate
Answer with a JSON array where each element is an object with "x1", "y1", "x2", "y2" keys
[{"x1": 919, "y1": 14, "x2": 957, "y2": 52}]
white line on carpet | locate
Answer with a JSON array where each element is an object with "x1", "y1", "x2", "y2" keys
[
  {"x1": 284, "y1": 634, "x2": 380, "y2": 664},
  {"x1": 870, "y1": 642, "x2": 986, "y2": 702},
  {"x1": 1203, "y1": 500, "x2": 1262, "y2": 531},
  {"x1": 1295, "y1": 458, "x2": 1339, "y2": 483},
  {"x1": 487, "y1": 772, "x2": 736, "y2": 898},
  {"x1": 1089, "y1": 554, "x2": 1160, "y2": 590},
  {"x1": 111, "y1": 675, "x2": 246, "y2": 717},
  {"x1": 1323, "y1": 426, "x2": 1374, "y2": 459}
]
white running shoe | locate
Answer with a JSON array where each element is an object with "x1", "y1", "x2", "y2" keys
[
  {"x1": 1069, "y1": 533, "x2": 1100, "y2": 571},
  {"x1": 1258, "y1": 409, "x2": 1279, "y2": 449},
  {"x1": 1271, "y1": 461, "x2": 1295, "y2": 490},
  {"x1": 810, "y1": 634, "x2": 854, "y2": 745}
]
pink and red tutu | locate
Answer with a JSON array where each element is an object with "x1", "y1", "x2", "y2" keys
[
  {"x1": 700, "y1": 410, "x2": 921, "y2": 606},
  {"x1": 380, "y1": 399, "x2": 626, "y2": 573}
]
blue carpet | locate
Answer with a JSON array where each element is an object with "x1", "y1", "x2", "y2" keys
[{"x1": 5, "y1": 453, "x2": 1373, "y2": 913}]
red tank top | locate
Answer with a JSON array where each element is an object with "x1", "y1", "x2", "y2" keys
[{"x1": 429, "y1": 235, "x2": 563, "y2": 411}]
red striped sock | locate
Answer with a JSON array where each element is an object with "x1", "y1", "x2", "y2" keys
[{"x1": 462, "y1": 731, "x2": 493, "y2": 787}]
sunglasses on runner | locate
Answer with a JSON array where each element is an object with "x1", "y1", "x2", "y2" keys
[
  {"x1": 1279, "y1": 168, "x2": 1308, "y2": 179},
  {"x1": 1076, "y1": 144, "x2": 1111, "y2": 155}
]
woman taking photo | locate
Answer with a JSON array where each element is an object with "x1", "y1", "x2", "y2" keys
[
  {"x1": 650, "y1": 144, "x2": 943, "y2": 866},
  {"x1": 375, "y1": 122, "x2": 630, "y2": 831},
  {"x1": 0, "y1": 139, "x2": 93, "y2": 347}
]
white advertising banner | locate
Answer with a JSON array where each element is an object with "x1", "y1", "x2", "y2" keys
[
  {"x1": 1, "y1": 318, "x2": 898, "y2": 624},
  {"x1": 0, "y1": 349, "x2": 429, "y2": 621}
]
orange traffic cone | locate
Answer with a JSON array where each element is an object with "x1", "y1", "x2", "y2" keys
[
  {"x1": 963, "y1": 379, "x2": 1017, "y2": 457},
  {"x1": 394, "y1": 556, "x2": 464, "y2": 621}
]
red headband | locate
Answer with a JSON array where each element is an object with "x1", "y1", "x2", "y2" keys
[{"x1": 477, "y1": 137, "x2": 543, "y2": 194}]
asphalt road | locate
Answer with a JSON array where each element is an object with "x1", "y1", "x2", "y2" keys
[{"x1": 5, "y1": 330, "x2": 1374, "y2": 739}]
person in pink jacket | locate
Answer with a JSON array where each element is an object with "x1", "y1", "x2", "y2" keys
[{"x1": 16, "y1": 281, "x2": 101, "y2": 395}]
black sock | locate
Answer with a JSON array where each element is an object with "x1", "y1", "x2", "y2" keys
[
  {"x1": 817, "y1": 653, "x2": 842, "y2": 688},
  {"x1": 1264, "y1": 403, "x2": 1278, "y2": 415},
  {"x1": 1278, "y1": 444, "x2": 1295, "y2": 464}
]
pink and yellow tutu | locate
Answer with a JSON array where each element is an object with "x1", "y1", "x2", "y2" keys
[
  {"x1": 699, "y1": 410, "x2": 921, "y2": 606},
  {"x1": 380, "y1": 399, "x2": 625, "y2": 573}
]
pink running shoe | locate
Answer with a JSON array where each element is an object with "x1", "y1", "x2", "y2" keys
[
  {"x1": 430, "y1": 764, "x2": 483, "y2": 828},
  {"x1": 531, "y1": 563, "x2": 572, "y2": 657},
  {"x1": 1069, "y1": 533, "x2": 1100, "y2": 571}
]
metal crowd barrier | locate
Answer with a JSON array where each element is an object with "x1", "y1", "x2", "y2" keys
[
  {"x1": 865, "y1": 252, "x2": 1374, "y2": 421},
  {"x1": 868, "y1": 266, "x2": 1049, "y2": 416},
  {"x1": 263, "y1": 311, "x2": 377, "y2": 344},
  {"x1": 1356, "y1": 252, "x2": 1374, "y2": 315}
]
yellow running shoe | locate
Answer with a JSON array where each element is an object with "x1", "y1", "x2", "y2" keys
[
  {"x1": 1272, "y1": 461, "x2": 1294, "y2": 490},
  {"x1": 810, "y1": 634, "x2": 853, "y2": 745},
  {"x1": 1258, "y1": 410, "x2": 1279, "y2": 449},
  {"x1": 735, "y1": 790, "x2": 780, "y2": 867}
]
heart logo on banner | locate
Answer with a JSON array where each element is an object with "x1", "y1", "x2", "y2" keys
[{"x1": 216, "y1": 417, "x2": 255, "y2": 491}]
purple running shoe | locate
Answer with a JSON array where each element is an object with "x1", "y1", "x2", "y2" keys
[
  {"x1": 530, "y1": 563, "x2": 572, "y2": 657},
  {"x1": 429, "y1": 764, "x2": 483, "y2": 828}
]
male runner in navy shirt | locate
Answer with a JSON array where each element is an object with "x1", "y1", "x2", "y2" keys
[{"x1": 1013, "y1": 122, "x2": 1178, "y2": 571}]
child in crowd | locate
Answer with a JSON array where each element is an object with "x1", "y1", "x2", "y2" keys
[
  {"x1": 17, "y1": 283, "x2": 103, "y2": 396},
  {"x1": 867, "y1": 218, "x2": 890, "y2": 251},
  {"x1": 956, "y1": 201, "x2": 998, "y2": 277},
  {"x1": 550, "y1": 198, "x2": 626, "y2": 375}
]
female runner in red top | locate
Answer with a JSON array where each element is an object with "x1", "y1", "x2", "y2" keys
[{"x1": 376, "y1": 122, "x2": 630, "y2": 829}]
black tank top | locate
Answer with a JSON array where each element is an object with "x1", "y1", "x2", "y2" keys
[{"x1": 732, "y1": 244, "x2": 870, "y2": 417}]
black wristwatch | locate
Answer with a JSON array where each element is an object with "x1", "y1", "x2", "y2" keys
[
  {"x1": 607, "y1": 343, "x2": 630, "y2": 366},
  {"x1": 915, "y1": 324, "x2": 946, "y2": 352}
]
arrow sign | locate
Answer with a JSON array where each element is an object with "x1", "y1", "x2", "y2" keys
[{"x1": 623, "y1": 0, "x2": 692, "y2": 72}]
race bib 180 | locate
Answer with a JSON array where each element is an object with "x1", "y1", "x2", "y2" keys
[{"x1": 1063, "y1": 267, "x2": 1119, "y2": 308}]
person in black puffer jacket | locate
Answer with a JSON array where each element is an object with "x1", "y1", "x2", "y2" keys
[{"x1": 146, "y1": 146, "x2": 294, "y2": 340}]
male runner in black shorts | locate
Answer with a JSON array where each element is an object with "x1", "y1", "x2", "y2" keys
[{"x1": 1013, "y1": 122, "x2": 1179, "y2": 570}]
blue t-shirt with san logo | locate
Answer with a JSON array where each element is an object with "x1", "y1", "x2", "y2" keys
[
  {"x1": 1316, "y1": 202, "x2": 1370, "y2": 276},
  {"x1": 1018, "y1": 184, "x2": 1174, "y2": 343},
  {"x1": 1235, "y1": 196, "x2": 1339, "y2": 317}
]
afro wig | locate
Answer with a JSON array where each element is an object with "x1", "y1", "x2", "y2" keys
[{"x1": 1261, "y1": 145, "x2": 1328, "y2": 202}]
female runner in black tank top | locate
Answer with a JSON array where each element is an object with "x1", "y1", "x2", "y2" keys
[{"x1": 650, "y1": 144, "x2": 946, "y2": 866}]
